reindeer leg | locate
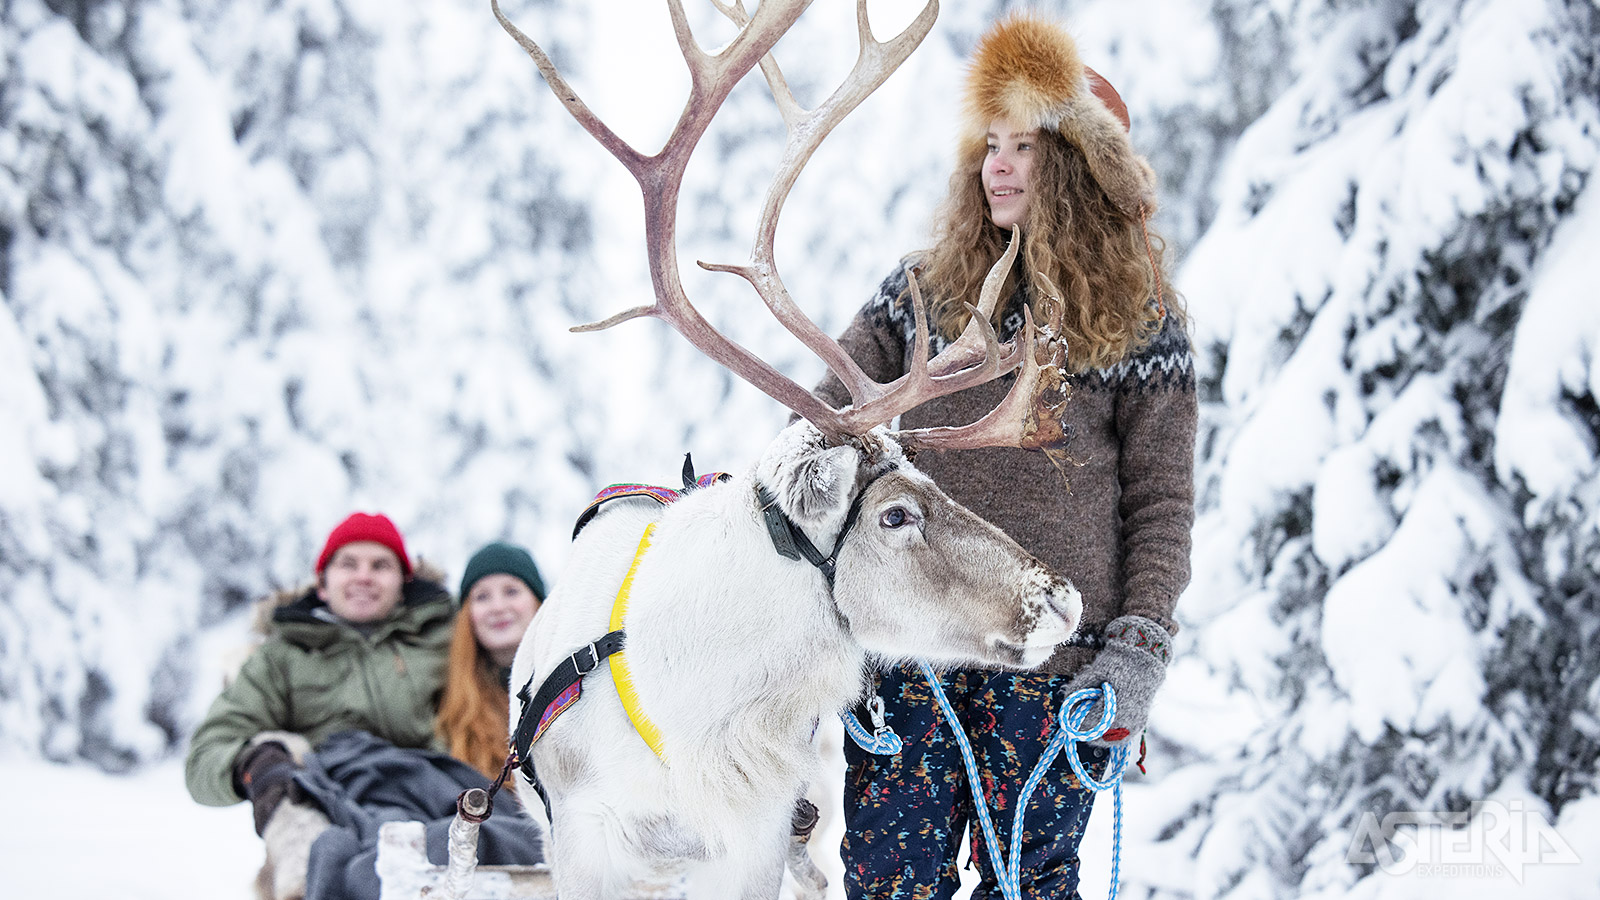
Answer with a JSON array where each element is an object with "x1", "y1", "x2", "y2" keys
[
  {"x1": 784, "y1": 795, "x2": 827, "y2": 900},
  {"x1": 785, "y1": 836, "x2": 828, "y2": 900},
  {"x1": 546, "y1": 808, "x2": 612, "y2": 900},
  {"x1": 682, "y1": 818, "x2": 788, "y2": 900},
  {"x1": 743, "y1": 842, "x2": 789, "y2": 900},
  {"x1": 683, "y1": 860, "x2": 786, "y2": 900}
]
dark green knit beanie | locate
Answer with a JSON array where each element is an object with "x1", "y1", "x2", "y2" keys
[{"x1": 459, "y1": 541, "x2": 546, "y2": 601}]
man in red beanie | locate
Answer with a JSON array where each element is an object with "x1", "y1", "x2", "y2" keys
[
  {"x1": 314, "y1": 512, "x2": 412, "y2": 624},
  {"x1": 185, "y1": 512, "x2": 455, "y2": 900}
]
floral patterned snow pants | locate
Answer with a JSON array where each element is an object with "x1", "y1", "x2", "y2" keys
[{"x1": 842, "y1": 665, "x2": 1109, "y2": 900}]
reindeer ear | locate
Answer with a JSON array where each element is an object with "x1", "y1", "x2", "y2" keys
[
  {"x1": 783, "y1": 445, "x2": 861, "y2": 522},
  {"x1": 759, "y1": 422, "x2": 864, "y2": 524}
]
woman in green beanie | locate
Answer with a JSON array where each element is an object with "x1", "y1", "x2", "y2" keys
[{"x1": 438, "y1": 541, "x2": 546, "y2": 777}]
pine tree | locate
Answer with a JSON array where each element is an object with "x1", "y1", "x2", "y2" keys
[
  {"x1": 0, "y1": 0, "x2": 624, "y2": 767},
  {"x1": 1151, "y1": 0, "x2": 1600, "y2": 895}
]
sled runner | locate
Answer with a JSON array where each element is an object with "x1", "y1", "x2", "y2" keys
[{"x1": 373, "y1": 792, "x2": 684, "y2": 900}]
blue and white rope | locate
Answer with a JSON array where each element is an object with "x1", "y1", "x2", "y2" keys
[
  {"x1": 917, "y1": 661, "x2": 1128, "y2": 900},
  {"x1": 840, "y1": 697, "x2": 903, "y2": 756}
]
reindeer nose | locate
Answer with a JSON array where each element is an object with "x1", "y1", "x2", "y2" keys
[{"x1": 1046, "y1": 579, "x2": 1083, "y2": 635}]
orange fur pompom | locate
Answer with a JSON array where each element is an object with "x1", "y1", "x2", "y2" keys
[{"x1": 964, "y1": 13, "x2": 1085, "y2": 135}]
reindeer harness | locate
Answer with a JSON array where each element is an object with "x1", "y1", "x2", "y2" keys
[
  {"x1": 753, "y1": 462, "x2": 895, "y2": 588},
  {"x1": 510, "y1": 455, "x2": 905, "y2": 818},
  {"x1": 508, "y1": 459, "x2": 728, "y2": 817}
]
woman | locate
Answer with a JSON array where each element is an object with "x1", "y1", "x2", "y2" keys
[
  {"x1": 437, "y1": 540, "x2": 547, "y2": 779},
  {"x1": 295, "y1": 541, "x2": 548, "y2": 900},
  {"x1": 818, "y1": 14, "x2": 1196, "y2": 899}
]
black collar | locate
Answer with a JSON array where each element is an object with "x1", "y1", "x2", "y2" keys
[{"x1": 755, "y1": 464, "x2": 895, "y2": 587}]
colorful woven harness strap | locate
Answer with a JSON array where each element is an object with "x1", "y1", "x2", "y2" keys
[
  {"x1": 571, "y1": 468, "x2": 730, "y2": 539},
  {"x1": 510, "y1": 629, "x2": 627, "y2": 820},
  {"x1": 571, "y1": 484, "x2": 681, "y2": 538},
  {"x1": 609, "y1": 522, "x2": 667, "y2": 760}
]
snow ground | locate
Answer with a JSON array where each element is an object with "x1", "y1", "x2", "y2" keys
[
  {"x1": 0, "y1": 756, "x2": 261, "y2": 900},
  {"x1": 0, "y1": 742, "x2": 1115, "y2": 900},
  {"x1": 1, "y1": 750, "x2": 1576, "y2": 898}
]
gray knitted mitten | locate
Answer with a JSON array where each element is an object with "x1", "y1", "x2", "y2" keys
[{"x1": 1061, "y1": 615, "x2": 1172, "y2": 748}]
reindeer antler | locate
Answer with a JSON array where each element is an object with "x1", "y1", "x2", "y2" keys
[
  {"x1": 894, "y1": 299, "x2": 1071, "y2": 452},
  {"x1": 494, "y1": 0, "x2": 1066, "y2": 449}
]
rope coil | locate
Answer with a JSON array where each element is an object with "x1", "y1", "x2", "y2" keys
[{"x1": 918, "y1": 661, "x2": 1128, "y2": 900}]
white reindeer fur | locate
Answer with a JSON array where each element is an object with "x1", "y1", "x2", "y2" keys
[{"x1": 509, "y1": 423, "x2": 1082, "y2": 899}]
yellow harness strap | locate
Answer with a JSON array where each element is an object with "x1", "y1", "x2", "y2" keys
[{"x1": 609, "y1": 522, "x2": 667, "y2": 761}]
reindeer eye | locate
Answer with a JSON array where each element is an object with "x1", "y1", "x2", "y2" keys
[{"x1": 880, "y1": 507, "x2": 910, "y2": 528}]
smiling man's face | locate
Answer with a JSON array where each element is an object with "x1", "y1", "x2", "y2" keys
[{"x1": 318, "y1": 541, "x2": 406, "y2": 624}]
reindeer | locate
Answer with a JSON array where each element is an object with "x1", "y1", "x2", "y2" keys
[{"x1": 492, "y1": 1, "x2": 1081, "y2": 897}]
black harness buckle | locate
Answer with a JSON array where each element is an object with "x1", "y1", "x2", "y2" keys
[
  {"x1": 571, "y1": 641, "x2": 602, "y2": 675},
  {"x1": 508, "y1": 629, "x2": 629, "y2": 824}
]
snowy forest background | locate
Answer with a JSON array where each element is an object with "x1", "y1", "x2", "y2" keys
[{"x1": 3, "y1": 0, "x2": 1598, "y2": 896}]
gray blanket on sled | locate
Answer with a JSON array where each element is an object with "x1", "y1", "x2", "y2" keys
[{"x1": 293, "y1": 730, "x2": 544, "y2": 900}]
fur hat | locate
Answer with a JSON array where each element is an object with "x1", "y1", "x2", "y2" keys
[{"x1": 962, "y1": 14, "x2": 1157, "y2": 217}]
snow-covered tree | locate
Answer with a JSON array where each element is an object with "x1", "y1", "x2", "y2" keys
[
  {"x1": 0, "y1": 0, "x2": 639, "y2": 769},
  {"x1": 1148, "y1": 0, "x2": 1600, "y2": 895}
]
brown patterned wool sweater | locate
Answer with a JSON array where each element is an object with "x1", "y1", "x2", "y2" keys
[{"x1": 815, "y1": 260, "x2": 1197, "y2": 676}]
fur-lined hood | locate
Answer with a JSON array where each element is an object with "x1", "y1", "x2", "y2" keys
[{"x1": 961, "y1": 13, "x2": 1157, "y2": 217}]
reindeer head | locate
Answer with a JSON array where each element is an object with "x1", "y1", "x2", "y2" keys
[{"x1": 755, "y1": 421, "x2": 1081, "y2": 669}]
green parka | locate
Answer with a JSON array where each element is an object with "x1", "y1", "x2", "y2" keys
[{"x1": 184, "y1": 578, "x2": 455, "y2": 807}]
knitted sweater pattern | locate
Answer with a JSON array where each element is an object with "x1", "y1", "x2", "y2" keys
[{"x1": 816, "y1": 261, "x2": 1197, "y2": 676}]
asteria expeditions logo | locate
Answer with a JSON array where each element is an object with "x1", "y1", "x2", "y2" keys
[{"x1": 1346, "y1": 799, "x2": 1581, "y2": 883}]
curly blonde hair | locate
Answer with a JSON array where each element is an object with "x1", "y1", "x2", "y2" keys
[
  {"x1": 919, "y1": 129, "x2": 1182, "y2": 373},
  {"x1": 435, "y1": 605, "x2": 511, "y2": 780}
]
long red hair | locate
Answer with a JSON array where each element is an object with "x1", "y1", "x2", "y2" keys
[{"x1": 435, "y1": 605, "x2": 511, "y2": 779}]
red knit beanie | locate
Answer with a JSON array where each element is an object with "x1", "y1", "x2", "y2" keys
[{"x1": 315, "y1": 512, "x2": 412, "y2": 577}]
